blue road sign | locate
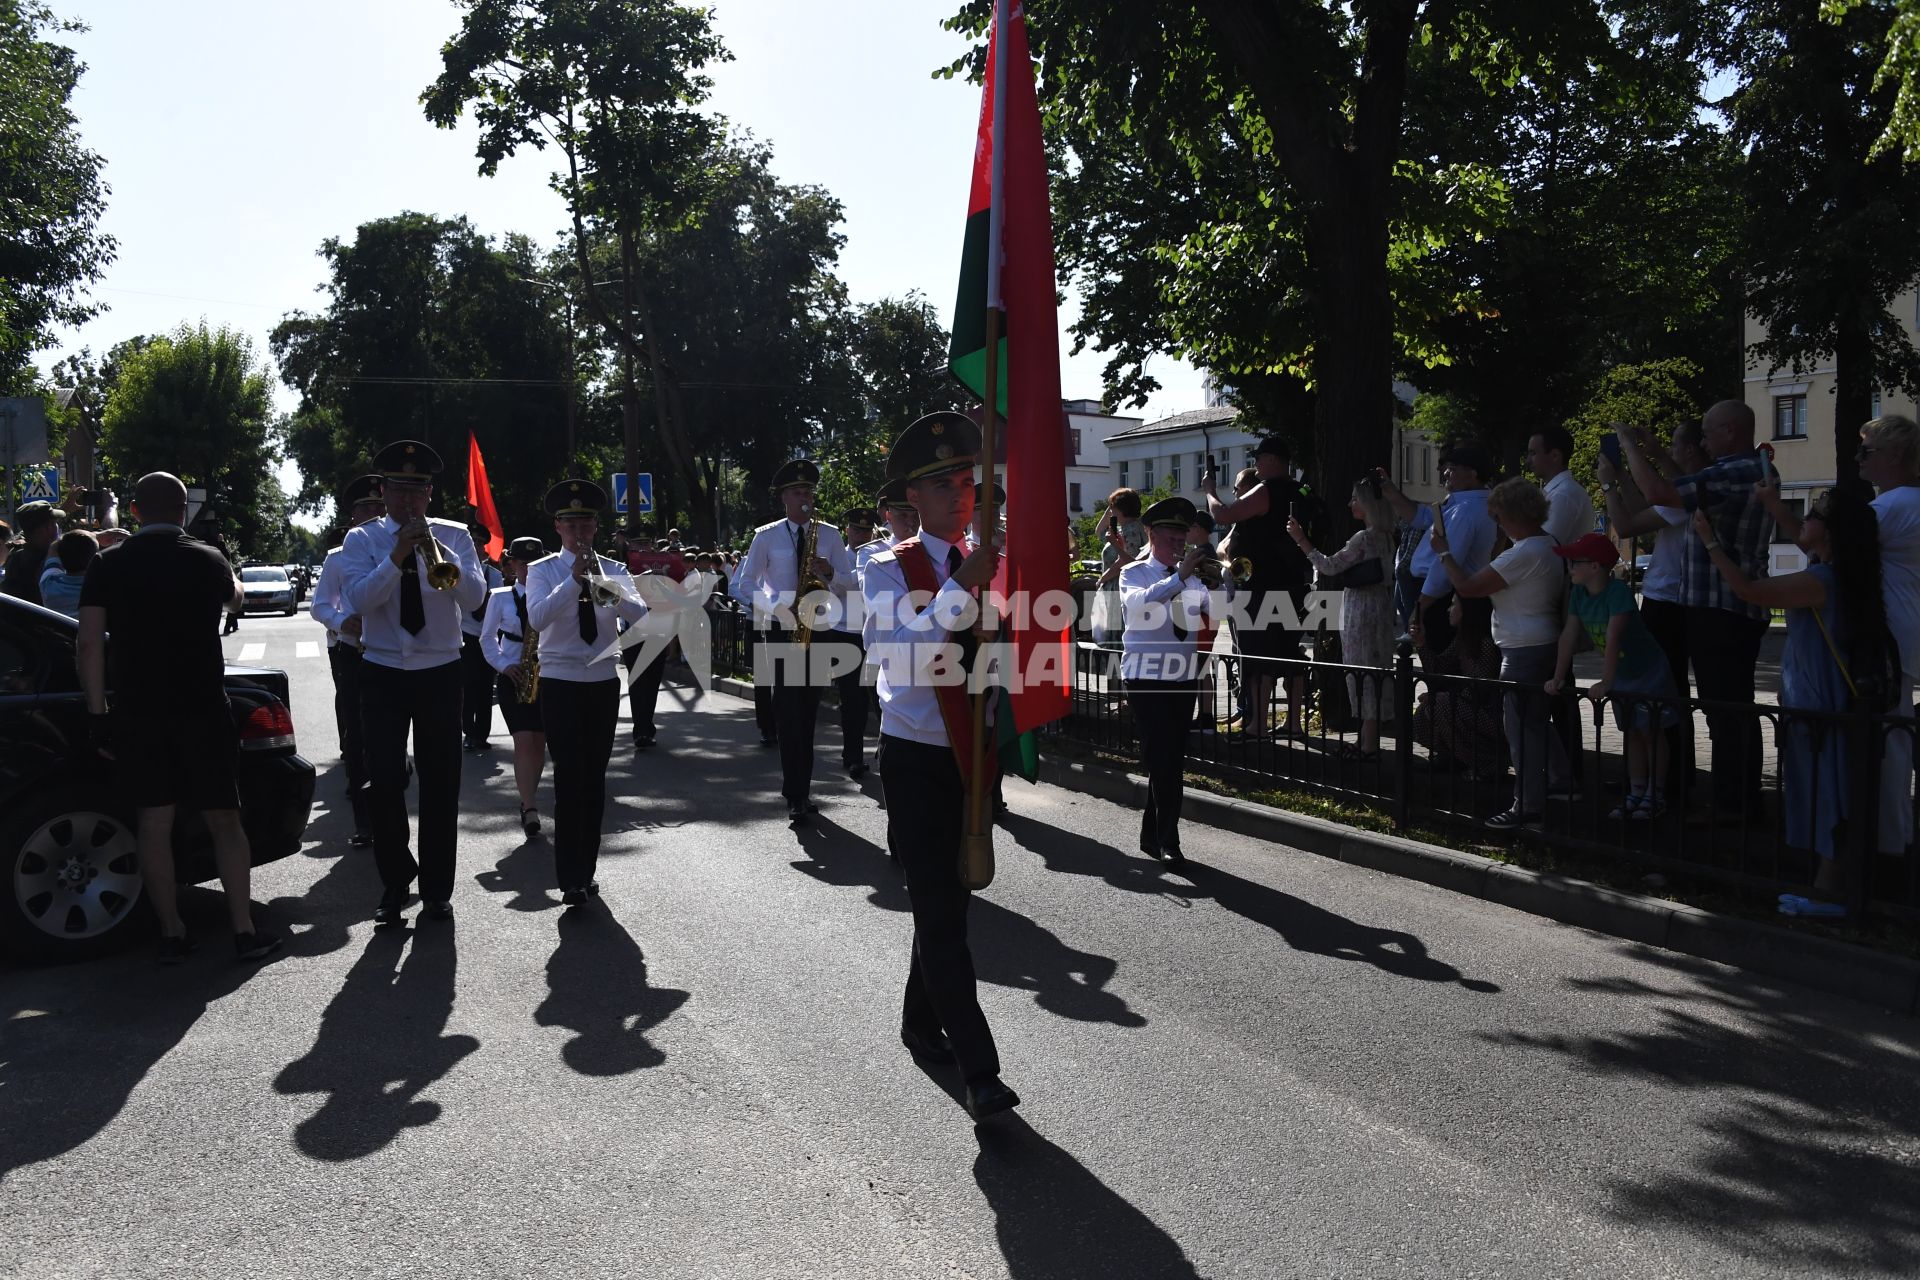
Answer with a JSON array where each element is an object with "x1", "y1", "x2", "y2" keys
[
  {"x1": 611, "y1": 471, "x2": 654, "y2": 516},
  {"x1": 21, "y1": 467, "x2": 57, "y2": 503}
]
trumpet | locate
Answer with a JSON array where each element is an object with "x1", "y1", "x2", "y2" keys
[
  {"x1": 581, "y1": 551, "x2": 623, "y2": 609},
  {"x1": 420, "y1": 525, "x2": 461, "y2": 591},
  {"x1": 1191, "y1": 555, "x2": 1253, "y2": 590}
]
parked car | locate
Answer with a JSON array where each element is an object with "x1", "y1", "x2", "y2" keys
[
  {"x1": 0, "y1": 596, "x2": 316, "y2": 962},
  {"x1": 241, "y1": 565, "x2": 298, "y2": 615}
]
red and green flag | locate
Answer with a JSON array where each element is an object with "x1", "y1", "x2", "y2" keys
[{"x1": 949, "y1": 0, "x2": 1072, "y2": 778}]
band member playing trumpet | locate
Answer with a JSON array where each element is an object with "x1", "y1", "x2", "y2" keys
[
  {"x1": 310, "y1": 473, "x2": 386, "y2": 848},
  {"x1": 482, "y1": 536, "x2": 550, "y2": 839},
  {"x1": 526, "y1": 481, "x2": 645, "y2": 906},
  {"x1": 337, "y1": 439, "x2": 488, "y2": 925},
  {"x1": 730, "y1": 459, "x2": 855, "y2": 822}
]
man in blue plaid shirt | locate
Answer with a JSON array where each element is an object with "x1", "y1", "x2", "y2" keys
[{"x1": 1614, "y1": 402, "x2": 1773, "y2": 822}]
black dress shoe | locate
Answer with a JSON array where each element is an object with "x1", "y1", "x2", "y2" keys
[
  {"x1": 584, "y1": 880, "x2": 600, "y2": 897},
  {"x1": 347, "y1": 830, "x2": 374, "y2": 848},
  {"x1": 1139, "y1": 838, "x2": 1160, "y2": 859},
  {"x1": 632, "y1": 736, "x2": 654, "y2": 752},
  {"x1": 1161, "y1": 846, "x2": 1187, "y2": 865},
  {"x1": 787, "y1": 801, "x2": 811, "y2": 822},
  {"x1": 423, "y1": 900, "x2": 453, "y2": 921},
  {"x1": 965, "y1": 1076, "x2": 1021, "y2": 1122},
  {"x1": 373, "y1": 892, "x2": 408, "y2": 925},
  {"x1": 560, "y1": 887, "x2": 587, "y2": 906},
  {"x1": 759, "y1": 735, "x2": 778, "y2": 748},
  {"x1": 900, "y1": 1026, "x2": 956, "y2": 1065},
  {"x1": 847, "y1": 761, "x2": 868, "y2": 779}
]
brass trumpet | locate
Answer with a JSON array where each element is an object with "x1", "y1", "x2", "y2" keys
[
  {"x1": 1191, "y1": 555, "x2": 1253, "y2": 589},
  {"x1": 421, "y1": 526, "x2": 461, "y2": 591},
  {"x1": 581, "y1": 551, "x2": 624, "y2": 609}
]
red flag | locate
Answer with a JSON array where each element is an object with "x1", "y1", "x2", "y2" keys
[
  {"x1": 465, "y1": 431, "x2": 505, "y2": 561},
  {"x1": 951, "y1": 0, "x2": 1071, "y2": 740}
]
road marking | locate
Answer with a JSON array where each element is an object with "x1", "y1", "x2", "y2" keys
[
  {"x1": 238, "y1": 643, "x2": 266, "y2": 662},
  {"x1": 296, "y1": 641, "x2": 321, "y2": 659}
]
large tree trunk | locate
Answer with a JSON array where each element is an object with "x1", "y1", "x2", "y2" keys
[{"x1": 1303, "y1": 185, "x2": 1395, "y2": 540}]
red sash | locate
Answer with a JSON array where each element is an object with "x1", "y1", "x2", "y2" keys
[{"x1": 893, "y1": 536, "x2": 998, "y2": 790}]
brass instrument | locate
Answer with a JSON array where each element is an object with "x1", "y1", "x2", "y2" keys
[
  {"x1": 516, "y1": 618, "x2": 541, "y2": 703},
  {"x1": 421, "y1": 524, "x2": 461, "y2": 591},
  {"x1": 581, "y1": 551, "x2": 623, "y2": 609},
  {"x1": 792, "y1": 502, "x2": 826, "y2": 648},
  {"x1": 1192, "y1": 554, "x2": 1252, "y2": 590}
]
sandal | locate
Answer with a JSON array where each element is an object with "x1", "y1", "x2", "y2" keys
[
  {"x1": 1607, "y1": 794, "x2": 1646, "y2": 820},
  {"x1": 1483, "y1": 808, "x2": 1538, "y2": 831},
  {"x1": 1326, "y1": 742, "x2": 1380, "y2": 762}
]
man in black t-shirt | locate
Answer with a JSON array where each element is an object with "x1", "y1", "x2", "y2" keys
[{"x1": 77, "y1": 472, "x2": 282, "y2": 965}]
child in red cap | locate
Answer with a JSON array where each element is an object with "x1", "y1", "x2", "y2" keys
[{"x1": 1545, "y1": 532, "x2": 1682, "y2": 818}]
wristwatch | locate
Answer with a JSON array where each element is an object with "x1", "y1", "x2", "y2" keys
[{"x1": 1601, "y1": 481, "x2": 1617, "y2": 494}]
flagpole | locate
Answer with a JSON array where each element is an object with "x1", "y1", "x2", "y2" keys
[{"x1": 961, "y1": 303, "x2": 1000, "y2": 892}]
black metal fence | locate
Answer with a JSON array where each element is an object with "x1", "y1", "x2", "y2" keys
[{"x1": 703, "y1": 596, "x2": 1918, "y2": 922}]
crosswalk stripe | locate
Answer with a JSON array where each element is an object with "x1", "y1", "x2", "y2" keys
[
  {"x1": 238, "y1": 643, "x2": 266, "y2": 662},
  {"x1": 296, "y1": 641, "x2": 321, "y2": 659}
]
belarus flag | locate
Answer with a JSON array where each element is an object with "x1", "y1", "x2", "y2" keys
[{"x1": 948, "y1": 0, "x2": 1072, "y2": 776}]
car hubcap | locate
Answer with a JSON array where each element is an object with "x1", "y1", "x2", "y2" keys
[{"x1": 13, "y1": 811, "x2": 142, "y2": 941}]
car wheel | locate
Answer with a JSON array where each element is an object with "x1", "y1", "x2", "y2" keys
[
  {"x1": 2, "y1": 788, "x2": 146, "y2": 962},
  {"x1": 284, "y1": 605, "x2": 297, "y2": 616}
]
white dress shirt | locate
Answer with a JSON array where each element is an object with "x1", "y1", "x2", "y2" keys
[
  {"x1": 1543, "y1": 469, "x2": 1597, "y2": 546},
  {"x1": 730, "y1": 517, "x2": 856, "y2": 629},
  {"x1": 1118, "y1": 553, "x2": 1213, "y2": 681},
  {"x1": 862, "y1": 528, "x2": 986, "y2": 748},
  {"x1": 853, "y1": 532, "x2": 896, "y2": 584},
  {"x1": 525, "y1": 548, "x2": 646, "y2": 683},
  {"x1": 338, "y1": 516, "x2": 487, "y2": 670},
  {"x1": 461, "y1": 562, "x2": 506, "y2": 637},
  {"x1": 310, "y1": 545, "x2": 351, "y2": 647},
  {"x1": 480, "y1": 583, "x2": 530, "y2": 673}
]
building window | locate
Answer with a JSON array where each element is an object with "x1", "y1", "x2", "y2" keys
[
  {"x1": 1774, "y1": 394, "x2": 1807, "y2": 440},
  {"x1": 1422, "y1": 448, "x2": 1431, "y2": 485},
  {"x1": 1872, "y1": 388, "x2": 1882, "y2": 418},
  {"x1": 1117, "y1": 460, "x2": 1129, "y2": 486},
  {"x1": 1244, "y1": 447, "x2": 1256, "y2": 475},
  {"x1": 1070, "y1": 428, "x2": 1083, "y2": 457},
  {"x1": 1070, "y1": 482, "x2": 1082, "y2": 512},
  {"x1": 1169, "y1": 457, "x2": 1181, "y2": 491},
  {"x1": 1144, "y1": 458, "x2": 1156, "y2": 490}
]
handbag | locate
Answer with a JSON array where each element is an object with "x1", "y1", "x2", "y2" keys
[{"x1": 1318, "y1": 534, "x2": 1387, "y2": 591}]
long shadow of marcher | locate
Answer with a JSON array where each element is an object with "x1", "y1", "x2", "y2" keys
[
  {"x1": 999, "y1": 811, "x2": 1196, "y2": 903},
  {"x1": 974, "y1": 1115, "x2": 1206, "y2": 1280},
  {"x1": 274, "y1": 927, "x2": 478, "y2": 1161},
  {"x1": 474, "y1": 837, "x2": 558, "y2": 913},
  {"x1": 536, "y1": 908, "x2": 689, "y2": 1075},
  {"x1": 1181, "y1": 864, "x2": 1499, "y2": 994},
  {"x1": 790, "y1": 815, "x2": 1146, "y2": 1029}
]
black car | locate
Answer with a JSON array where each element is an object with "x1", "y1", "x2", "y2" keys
[{"x1": 0, "y1": 596, "x2": 316, "y2": 962}]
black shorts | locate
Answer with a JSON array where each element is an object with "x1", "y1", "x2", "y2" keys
[
  {"x1": 1236, "y1": 588, "x2": 1306, "y2": 662},
  {"x1": 112, "y1": 704, "x2": 241, "y2": 811},
  {"x1": 496, "y1": 672, "x2": 543, "y2": 734}
]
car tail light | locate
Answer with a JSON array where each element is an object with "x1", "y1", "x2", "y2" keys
[{"x1": 238, "y1": 702, "x2": 296, "y2": 751}]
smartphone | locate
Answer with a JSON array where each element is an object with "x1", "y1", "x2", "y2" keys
[{"x1": 1598, "y1": 434, "x2": 1624, "y2": 469}]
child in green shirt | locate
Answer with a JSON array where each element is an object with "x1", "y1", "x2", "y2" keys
[{"x1": 1544, "y1": 533, "x2": 1681, "y2": 818}]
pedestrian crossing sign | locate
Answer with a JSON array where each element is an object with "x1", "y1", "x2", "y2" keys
[
  {"x1": 21, "y1": 467, "x2": 57, "y2": 503},
  {"x1": 610, "y1": 471, "x2": 653, "y2": 516}
]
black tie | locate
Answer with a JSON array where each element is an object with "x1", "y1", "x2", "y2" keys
[
  {"x1": 948, "y1": 543, "x2": 980, "y2": 671},
  {"x1": 578, "y1": 560, "x2": 599, "y2": 646},
  {"x1": 399, "y1": 554, "x2": 425, "y2": 635},
  {"x1": 1166, "y1": 562, "x2": 1188, "y2": 641}
]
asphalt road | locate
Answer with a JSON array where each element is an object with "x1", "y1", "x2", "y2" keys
[{"x1": 4, "y1": 611, "x2": 1918, "y2": 1279}]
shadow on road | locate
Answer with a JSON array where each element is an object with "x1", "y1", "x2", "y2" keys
[
  {"x1": 974, "y1": 1116, "x2": 1204, "y2": 1279},
  {"x1": 536, "y1": 906, "x2": 689, "y2": 1076},
  {"x1": 474, "y1": 835, "x2": 558, "y2": 912},
  {"x1": 1484, "y1": 950, "x2": 1920, "y2": 1273},
  {"x1": 274, "y1": 926, "x2": 478, "y2": 1162},
  {"x1": 791, "y1": 815, "x2": 1146, "y2": 1028}
]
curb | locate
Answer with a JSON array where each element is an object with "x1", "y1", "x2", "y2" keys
[
  {"x1": 706, "y1": 681, "x2": 1919, "y2": 1014},
  {"x1": 1037, "y1": 756, "x2": 1920, "y2": 1016}
]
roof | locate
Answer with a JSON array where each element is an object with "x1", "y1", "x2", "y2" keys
[{"x1": 1105, "y1": 406, "x2": 1241, "y2": 443}]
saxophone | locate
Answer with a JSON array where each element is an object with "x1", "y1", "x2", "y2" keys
[
  {"x1": 516, "y1": 606, "x2": 541, "y2": 704},
  {"x1": 792, "y1": 502, "x2": 827, "y2": 648}
]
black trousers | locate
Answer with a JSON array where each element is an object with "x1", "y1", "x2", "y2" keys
[
  {"x1": 1687, "y1": 606, "x2": 1769, "y2": 816},
  {"x1": 1127, "y1": 678, "x2": 1197, "y2": 855},
  {"x1": 748, "y1": 627, "x2": 779, "y2": 741},
  {"x1": 1420, "y1": 591, "x2": 1457, "y2": 655},
  {"x1": 358, "y1": 658, "x2": 463, "y2": 902},
  {"x1": 460, "y1": 633, "x2": 494, "y2": 743},
  {"x1": 765, "y1": 631, "x2": 821, "y2": 802},
  {"x1": 882, "y1": 735, "x2": 1000, "y2": 1084},
  {"x1": 1641, "y1": 598, "x2": 1696, "y2": 799},
  {"x1": 822, "y1": 630, "x2": 870, "y2": 766},
  {"x1": 622, "y1": 638, "x2": 668, "y2": 743},
  {"x1": 327, "y1": 642, "x2": 371, "y2": 832},
  {"x1": 540, "y1": 676, "x2": 620, "y2": 890}
]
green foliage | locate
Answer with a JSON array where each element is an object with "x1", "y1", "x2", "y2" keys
[
  {"x1": 270, "y1": 214, "x2": 573, "y2": 537},
  {"x1": 1563, "y1": 359, "x2": 1702, "y2": 496},
  {"x1": 100, "y1": 323, "x2": 281, "y2": 555},
  {"x1": 1824, "y1": 0, "x2": 1920, "y2": 161},
  {"x1": 1731, "y1": 0, "x2": 1920, "y2": 491},
  {"x1": 0, "y1": 2, "x2": 114, "y2": 391}
]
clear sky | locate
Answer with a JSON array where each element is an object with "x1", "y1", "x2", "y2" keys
[{"x1": 45, "y1": 0, "x2": 1206, "y2": 489}]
